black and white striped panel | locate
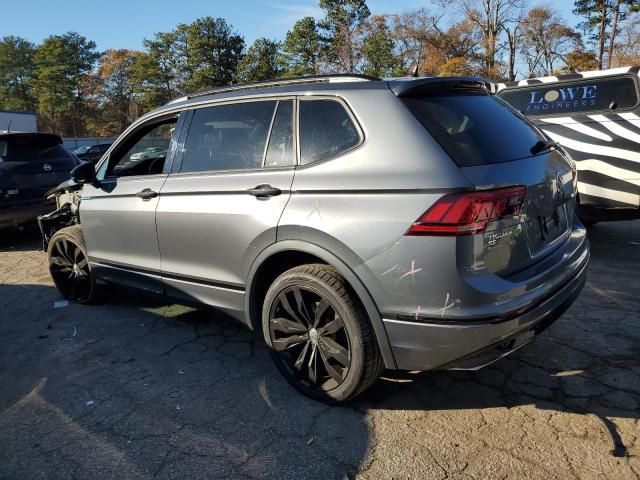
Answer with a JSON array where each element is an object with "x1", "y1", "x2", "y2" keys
[
  {"x1": 536, "y1": 112, "x2": 640, "y2": 208},
  {"x1": 496, "y1": 66, "x2": 640, "y2": 91}
]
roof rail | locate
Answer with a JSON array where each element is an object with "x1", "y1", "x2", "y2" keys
[{"x1": 184, "y1": 74, "x2": 382, "y2": 100}]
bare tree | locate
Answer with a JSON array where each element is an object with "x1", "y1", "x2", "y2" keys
[
  {"x1": 520, "y1": 7, "x2": 581, "y2": 77},
  {"x1": 503, "y1": 19, "x2": 523, "y2": 80},
  {"x1": 458, "y1": 0, "x2": 524, "y2": 76},
  {"x1": 611, "y1": 12, "x2": 640, "y2": 65}
]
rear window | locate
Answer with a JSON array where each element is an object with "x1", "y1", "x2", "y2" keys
[
  {"x1": 498, "y1": 76, "x2": 639, "y2": 116},
  {"x1": 0, "y1": 135, "x2": 74, "y2": 163},
  {"x1": 299, "y1": 99, "x2": 361, "y2": 164},
  {"x1": 402, "y1": 93, "x2": 545, "y2": 167}
]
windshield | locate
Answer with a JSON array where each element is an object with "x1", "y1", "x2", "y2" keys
[{"x1": 402, "y1": 92, "x2": 546, "y2": 167}]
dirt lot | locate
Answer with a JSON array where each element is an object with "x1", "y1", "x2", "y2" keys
[{"x1": 0, "y1": 221, "x2": 638, "y2": 480}]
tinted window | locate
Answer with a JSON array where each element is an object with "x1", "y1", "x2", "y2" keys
[
  {"x1": 403, "y1": 93, "x2": 545, "y2": 167},
  {"x1": 107, "y1": 120, "x2": 176, "y2": 177},
  {"x1": 299, "y1": 100, "x2": 360, "y2": 164},
  {"x1": 181, "y1": 101, "x2": 277, "y2": 173},
  {"x1": 498, "y1": 76, "x2": 638, "y2": 116},
  {"x1": 0, "y1": 134, "x2": 74, "y2": 164},
  {"x1": 265, "y1": 101, "x2": 294, "y2": 167}
]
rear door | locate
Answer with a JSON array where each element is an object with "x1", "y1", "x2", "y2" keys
[
  {"x1": 401, "y1": 86, "x2": 576, "y2": 275},
  {"x1": 80, "y1": 113, "x2": 183, "y2": 293},
  {"x1": 498, "y1": 75, "x2": 640, "y2": 209},
  {"x1": 156, "y1": 98, "x2": 296, "y2": 318}
]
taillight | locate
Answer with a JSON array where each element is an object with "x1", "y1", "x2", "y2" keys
[{"x1": 406, "y1": 186, "x2": 527, "y2": 236}]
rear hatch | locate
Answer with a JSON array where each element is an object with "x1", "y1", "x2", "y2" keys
[
  {"x1": 397, "y1": 79, "x2": 577, "y2": 276},
  {"x1": 0, "y1": 133, "x2": 78, "y2": 202}
]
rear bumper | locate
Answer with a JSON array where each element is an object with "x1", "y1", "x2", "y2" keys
[
  {"x1": 383, "y1": 251, "x2": 589, "y2": 371},
  {"x1": 0, "y1": 199, "x2": 54, "y2": 229}
]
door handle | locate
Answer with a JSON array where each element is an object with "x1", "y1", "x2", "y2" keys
[
  {"x1": 136, "y1": 188, "x2": 159, "y2": 200},
  {"x1": 247, "y1": 184, "x2": 282, "y2": 198}
]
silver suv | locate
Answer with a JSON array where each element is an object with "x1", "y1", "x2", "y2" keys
[{"x1": 40, "y1": 74, "x2": 590, "y2": 402}]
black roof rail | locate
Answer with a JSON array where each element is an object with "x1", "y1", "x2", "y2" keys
[{"x1": 183, "y1": 74, "x2": 382, "y2": 100}]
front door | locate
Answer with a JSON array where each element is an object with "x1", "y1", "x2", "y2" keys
[
  {"x1": 80, "y1": 114, "x2": 182, "y2": 294},
  {"x1": 156, "y1": 99, "x2": 296, "y2": 319}
]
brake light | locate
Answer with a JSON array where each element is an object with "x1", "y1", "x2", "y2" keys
[{"x1": 406, "y1": 186, "x2": 527, "y2": 236}]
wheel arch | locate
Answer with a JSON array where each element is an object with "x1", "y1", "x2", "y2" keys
[{"x1": 245, "y1": 240, "x2": 397, "y2": 369}]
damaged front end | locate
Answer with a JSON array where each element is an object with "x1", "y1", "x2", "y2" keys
[{"x1": 38, "y1": 180, "x2": 83, "y2": 250}]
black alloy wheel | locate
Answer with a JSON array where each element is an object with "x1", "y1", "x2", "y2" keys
[
  {"x1": 269, "y1": 285, "x2": 352, "y2": 392},
  {"x1": 262, "y1": 264, "x2": 384, "y2": 402},
  {"x1": 48, "y1": 226, "x2": 100, "y2": 304}
]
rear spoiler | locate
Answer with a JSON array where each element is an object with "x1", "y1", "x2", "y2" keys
[{"x1": 389, "y1": 77, "x2": 498, "y2": 97}]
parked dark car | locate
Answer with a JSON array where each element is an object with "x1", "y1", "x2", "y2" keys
[
  {"x1": 75, "y1": 143, "x2": 111, "y2": 164},
  {"x1": 0, "y1": 133, "x2": 79, "y2": 230},
  {"x1": 40, "y1": 75, "x2": 589, "y2": 402}
]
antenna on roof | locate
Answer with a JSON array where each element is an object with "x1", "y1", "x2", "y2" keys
[
  {"x1": 410, "y1": 64, "x2": 419, "y2": 78},
  {"x1": 6, "y1": 120, "x2": 11, "y2": 133}
]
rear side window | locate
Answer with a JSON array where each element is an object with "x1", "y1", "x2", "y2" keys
[
  {"x1": 0, "y1": 135, "x2": 74, "y2": 163},
  {"x1": 181, "y1": 101, "x2": 277, "y2": 173},
  {"x1": 299, "y1": 99, "x2": 360, "y2": 164},
  {"x1": 498, "y1": 76, "x2": 639, "y2": 116},
  {"x1": 402, "y1": 93, "x2": 545, "y2": 167},
  {"x1": 265, "y1": 100, "x2": 295, "y2": 168}
]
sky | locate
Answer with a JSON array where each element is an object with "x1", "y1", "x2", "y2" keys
[{"x1": 1, "y1": 0, "x2": 580, "y2": 52}]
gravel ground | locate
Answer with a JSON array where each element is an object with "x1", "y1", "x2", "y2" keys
[{"x1": 0, "y1": 221, "x2": 638, "y2": 480}]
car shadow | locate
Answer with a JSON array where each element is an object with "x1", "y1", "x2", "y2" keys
[
  {"x1": 0, "y1": 283, "x2": 370, "y2": 479},
  {"x1": 0, "y1": 225, "x2": 43, "y2": 252}
]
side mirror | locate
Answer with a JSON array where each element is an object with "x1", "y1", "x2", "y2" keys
[{"x1": 70, "y1": 161, "x2": 97, "y2": 185}]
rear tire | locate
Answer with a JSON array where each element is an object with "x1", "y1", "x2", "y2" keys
[
  {"x1": 262, "y1": 264, "x2": 384, "y2": 403},
  {"x1": 48, "y1": 225, "x2": 103, "y2": 304}
]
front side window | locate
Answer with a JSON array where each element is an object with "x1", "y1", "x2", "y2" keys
[
  {"x1": 107, "y1": 119, "x2": 177, "y2": 178},
  {"x1": 299, "y1": 99, "x2": 360, "y2": 165},
  {"x1": 181, "y1": 101, "x2": 278, "y2": 173},
  {"x1": 498, "y1": 76, "x2": 639, "y2": 116}
]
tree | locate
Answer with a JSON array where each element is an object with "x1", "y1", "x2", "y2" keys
[
  {"x1": 607, "y1": 0, "x2": 639, "y2": 68},
  {"x1": 319, "y1": 0, "x2": 371, "y2": 72},
  {"x1": 572, "y1": 0, "x2": 637, "y2": 69},
  {"x1": 97, "y1": 49, "x2": 140, "y2": 134},
  {"x1": 283, "y1": 17, "x2": 322, "y2": 76},
  {"x1": 574, "y1": 0, "x2": 610, "y2": 69},
  {"x1": 503, "y1": 15, "x2": 524, "y2": 80},
  {"x1": 520, "y1": 7, "x2": 581, "y2": 77},
  {"x1": 611, "y1": 11, "x2": 640, "y2": 65},
  {"x1": 563, "y1": 49, "x2": 599, "y2": 71},
  {"x1": 389, "y1": 10, "x2": 483, "y2": 77},
  {"x1": 33, "y1": 32, "x2": 99, "y2": 136},
  {"x1": 361, "y1": 16, "x2": 399, "y2": 77},
  {"x1": 439, "y1": 57, "x2": 476, "y2": 76},
  {"x1": 134, "y1": 31, "x2": 183, "y2": 110},
  {"x1": 458, "y1": 0, "x2": 524, "y2": 76},
  {"x1": 179, "y1": 17, "x2": 245, "y2": 91},
  {"x1": 0, "y1": 36, "x2": 36, "y2": 112},
  {"x1": 389, "y1": 9, "x2": 438, "y2": 75},
  {"x1": 236, "y1": 38, "x2": 283, "y2": 82}
]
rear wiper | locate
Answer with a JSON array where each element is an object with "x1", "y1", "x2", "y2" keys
[{"x1": 530, "y1": 139, "x2": 560, "y2": 155}]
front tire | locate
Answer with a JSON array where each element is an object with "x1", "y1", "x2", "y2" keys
[
  {"x1": 262, "y1": 264, "x2": 383, "y2": 402},
  {"x1": 48, "y1": 225, "x2": 102, "y2": 304}
]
